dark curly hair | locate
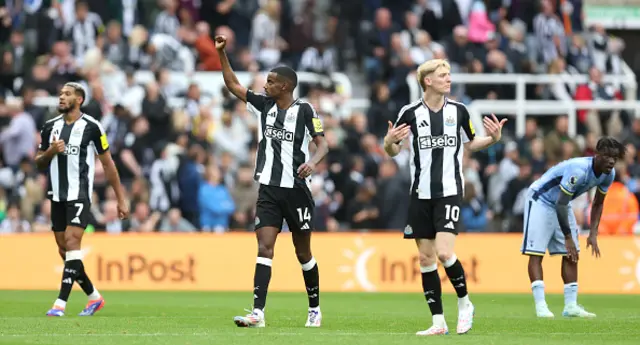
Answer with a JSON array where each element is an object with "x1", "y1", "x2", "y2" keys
[{"x1": 595, "y1": 136, "x2": 626, "y2": 160}]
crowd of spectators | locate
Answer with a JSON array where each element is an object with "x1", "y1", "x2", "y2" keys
[{"x1": 0, "y1": 0, "x2": 638, "y2": 235}]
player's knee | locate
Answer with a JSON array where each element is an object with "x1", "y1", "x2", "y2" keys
[
  {"x1": 295, "y1": 250, "x2": 312, "y2": 264},
  {"x1": 419, "y1": 252, "x2": 437, "y2": 267},
  {"x1": 257, "y1": 243, "x2": 275, "y2": 259},
  {"x1": 63, "y1": 232, "x2": 81, "y2": 251},
  {"x1": 437, "y1": 251, "x2": 454, "y2": 264}
]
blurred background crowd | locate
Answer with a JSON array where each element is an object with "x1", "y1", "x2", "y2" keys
[{"x1": 0, "y1": 0, "x2": 639, "y2": 235}]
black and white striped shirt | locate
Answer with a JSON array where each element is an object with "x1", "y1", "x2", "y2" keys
[
  {"x1": 67, "y1": 12, "x2": 103, "y2": 62},
  {"x1": 533, "y1": 13, "x2": 565, "y2": 63},
  {"x1": 394, "y1": 99, "x2": 475, "y2": 199},
  {"x1": 154, "y1": 11, "x2": 180, "y2": 37},
  {"x1": 38, "y1": 114, "x2": 109, "y2": 203},
  {"x1": 246, "y1": 90, "x2": 324, "y2": 190}
]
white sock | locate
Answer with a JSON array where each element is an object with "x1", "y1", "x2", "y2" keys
[
  {"x1": 253, "y1": 308, "x2": 264, "y2": 318},
  {"x1": 54, "y1": 299, "x2": 66, "y2": 309},
  {"x1": 531, "y1": 280, "x2": 547, "y2": 306},
  {"x1": 564, "y1": 282, "x2": 578, "y2": 307},
  {"x1": 88, "y1": 289, "x2": 101, "y2": 301},
  {"x1": 458, "y1": 294, "x2": 471, "y2": 309},
  {"x1": 432, "y1": 314, "x2": 446, "y2": 327}
]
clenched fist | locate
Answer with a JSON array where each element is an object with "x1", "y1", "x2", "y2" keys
[
  {"x1": 215, "y1": 35, "x2": 227, "y2": 50},
  {"x1": 49, "y1": 136, "x2": 65, "y2": 154}
]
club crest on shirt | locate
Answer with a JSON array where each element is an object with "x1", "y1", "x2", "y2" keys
[
  {"x1": 286, "y1": 112, "x2": 296, "y2": 122},
  {"x1": 445, "y1": 115, "x2": 456, "y2": 126},
  {"x1": 569, "y1": 176, "x2": 578, "y2": 186}
]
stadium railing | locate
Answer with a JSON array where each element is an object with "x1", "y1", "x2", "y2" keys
[
  {"x1": 406, "y1": 70, "x2": 639, "y2": 138},
  {"x1": 13, "y1": 69, "x2": 639, "y2": 138}
]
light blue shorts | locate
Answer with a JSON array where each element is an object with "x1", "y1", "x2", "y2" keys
[{"x1": 521, "y1": 191, "x2": 580, "y2": 256}]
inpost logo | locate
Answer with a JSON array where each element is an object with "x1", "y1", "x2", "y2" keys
[
  {"x1": 338, "y1": 237, "x2": 377, "y2": 292},
  {"x1": 619, "y1": 238, "x2": 640, "y2": 291}
]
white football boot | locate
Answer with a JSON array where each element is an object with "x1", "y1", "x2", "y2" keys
[{"x1": 305, "y1": 308, "x2": 322, "y2": 327}]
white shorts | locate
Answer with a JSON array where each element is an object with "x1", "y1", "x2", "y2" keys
[{"x1": 521, "y1": 191, "x2": 580, "y2": 256}]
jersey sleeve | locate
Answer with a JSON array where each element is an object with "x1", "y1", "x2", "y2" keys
[
  {"x1": 90, "y1": 121, "x2": 110, "y2": 155},
  {"x1": 459, "y1": 104, "x2": 476, "y2": 143},
  {"x1": 38, "y1": 123, "x2": 52, "y2": 151},
  {"x1": 559, "y1": 168, "x2": 586, "y2": 196},
  {"x1": 302, "y1": 103, "x2": 324, "y2": 137},
  {"x1": 598, "y1": 169, "x2": 616, "y2": 194},
  {"x1": 246, "y1": 89, "x2": 268, "y2": 116}
]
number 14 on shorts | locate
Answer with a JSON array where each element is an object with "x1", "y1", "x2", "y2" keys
[{"x1": 297, "y1": 207, "x2": 311, "y2": 230}]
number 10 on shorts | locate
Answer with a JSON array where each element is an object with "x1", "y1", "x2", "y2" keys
[{"x1": 445, "y1": 204, "x2": 460, "y2": 222}]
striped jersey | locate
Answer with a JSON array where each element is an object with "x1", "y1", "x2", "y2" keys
[
  {"x1": 39, "y1": 114, "x2": 109, "y2": 203},
  {"x1": 394, "y1": 98, "x2": 476, "y2": 199},
  {"x1": 246, "y1": 90, "x2": 324, "y2": 190},
  {"x1": 529, "y1": 157, "x2": 615, "y2": 207}
]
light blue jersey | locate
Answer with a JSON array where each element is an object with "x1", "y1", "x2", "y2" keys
[
  {"x1": 528, "y1": 157, "x2": 615, "y2": 207},
  {"x1": 522, "y1": 157, "x2": 615, "y2": 256}
]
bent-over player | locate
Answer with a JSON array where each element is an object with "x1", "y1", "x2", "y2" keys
[{"x1": 521, "y1": 137, "x2": 624, "y2": 318}]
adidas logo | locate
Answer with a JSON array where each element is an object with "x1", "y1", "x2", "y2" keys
[
  {"x1": 455, "y1": 283, "x2": 465, "y2": 288},
  {"x1": 71, "y1": 216, "x2": 81, "y2": 224},
  {"x1": 62, "y1": 278, "x2": 72, "y2": 284},
  {"x1": 427, "y1": 298, "x2": 436, "y2": 304},
  {"x1": 444, "y1": 221, "x2": 455, "y2": 230},
  {"x1": 418, "y1": 120, "x2": 429, "y2": 128},
  {"x1": 301, "y1": 223, "x2": 310, "y2": 230}
]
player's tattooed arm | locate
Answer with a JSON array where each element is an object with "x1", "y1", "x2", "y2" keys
[
  {"x1": 214, "y1": 35, "x2": 247, "y2": 102},
  {"x1": 555, "y1": 191, "x2": 573, "y2": 237}
]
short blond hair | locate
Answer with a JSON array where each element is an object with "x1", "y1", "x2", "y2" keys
[{"x1": 416, "y1": 59, "x2": 451, "y2": 90}]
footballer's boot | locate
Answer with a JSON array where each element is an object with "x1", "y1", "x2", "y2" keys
[
  {"x1": 79, "y1": 297, "x2": 105, "y2": 316},
  {"x1": 416, "y1": 324, "x2": 449, "y2": 336},
  {"x1": 305, "y1": 308, "x2": 321, "y2": 327},
  {"x1": 562, "y1": 304, "x2": 596, "y2": 318},
  {"x1": 457, "y1": 302, "x2": 475, "y2": 334},
  {"x1": 46, "y1": 306, "x2": 65, "y2": 317},
  {"x1": 536, "y1": 303, "x2": 555, "y2": 318},
  {"x1": 234, "y1": 309, "x2": 266, "y2": 328}
]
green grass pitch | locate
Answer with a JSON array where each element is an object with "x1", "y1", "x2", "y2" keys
[{"x1": 0, "y1": 291, "x2": 638, "y2": 344}]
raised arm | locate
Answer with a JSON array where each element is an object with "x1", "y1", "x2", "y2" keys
[
  {"x1": 384, "y1": 106, "x2": 413, "y2": 157},
  {"x1": 215, "y1": 35, "x2": 247, "y2": 103},
  {"x1": 464, "y1": 111, "x2": 507, "y2": 152}
]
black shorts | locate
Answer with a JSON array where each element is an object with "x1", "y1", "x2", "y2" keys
[
  {"x1": 404, "y1": 195, "x2": 462, "y2": 239},
  {"x1": 255, "y1": 184, "x2": 314, "y2": 232},
  {"x1": 51, "y1": 200, "x2": 91, "y2": 232}
]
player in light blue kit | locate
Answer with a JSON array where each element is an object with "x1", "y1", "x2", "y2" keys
[{"x1": 521, "y1": 137, "x2": 625, "y2": 318}]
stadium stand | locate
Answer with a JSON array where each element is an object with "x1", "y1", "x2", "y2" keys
[{"x1": 0, "y1": 0, "x2": 638, "y2": 235}]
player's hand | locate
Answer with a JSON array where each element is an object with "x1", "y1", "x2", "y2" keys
[
  {"x1": 214, "y1": 35, "x2": 227, "y2": 50},
  {"x1": 586, "y1": 234, "x2": 601, "y2": 258},
  {"x1": 117, "y1": 201, "x2": 129, "y2": 220},
  {"x1": 384, "y1": 121, "x2": 411, "y2": 146},
  {"x1": 483, "y1": 114, "x2": 508, "y2": 142},
  {"x1": 298, "y1": 162, "x2": 315, "y2": 179},
  {"x1": 564, "y1": 237, "x2": 579, "y2": 263},
  {"x1": 49, "y1": 136, "x2": 65, "y2": 154}
]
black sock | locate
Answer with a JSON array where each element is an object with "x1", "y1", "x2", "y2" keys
[
  {"x1": 57, "y1": 258, "x2": 84, "y2": 302},
  {"x1": 76, "y1": 271, "x2": 95, "y2": 296},
  {"x1": 421, "y1": 265, "x2": 443, "y2": 315},
  {"x1": 253, "y1": 257, "x2": 272, "y2": 310},
  {"x1": 301, "y1": 258, "x2": 319, "y2": 308},
  {"x1": 444, "y1": 257, "x2": 468, "y2": 298}
]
